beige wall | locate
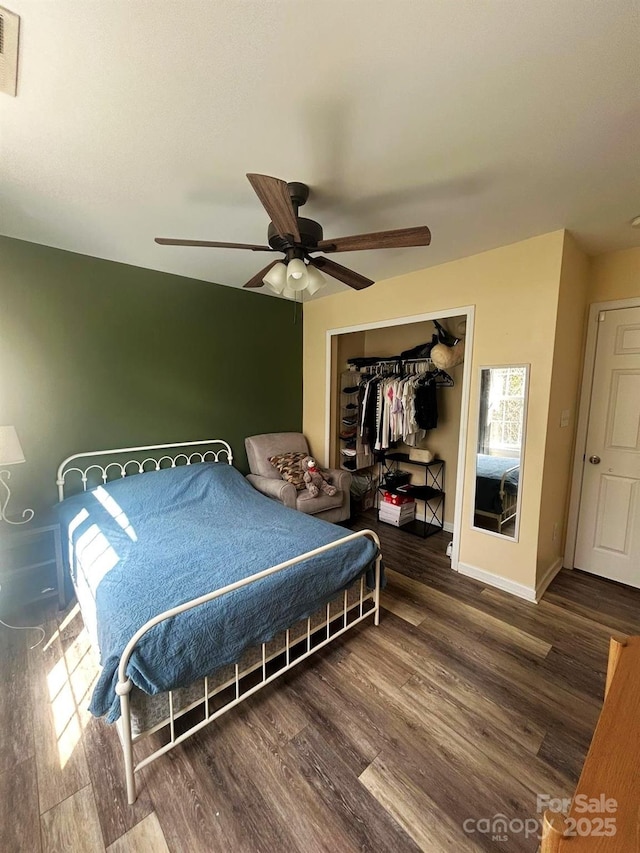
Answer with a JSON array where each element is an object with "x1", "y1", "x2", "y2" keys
[
  {"x1": 362, "y1": 320, "x2": 435, "y2": 357},
  {"x1": 304, "y1": 231, "x2": 566, "y2": 589},
  {"x1": 536, "y1": 233, "x2": 590, "y2": 585},
  {"x1": 589, "y1": 247, "x2": 640, "y2": 304}
]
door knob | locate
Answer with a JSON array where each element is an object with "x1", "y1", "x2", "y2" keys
[{"x1": 589, "y1": 455, "x2": 601, "y2": 465}]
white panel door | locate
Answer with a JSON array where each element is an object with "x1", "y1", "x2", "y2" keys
[{"x1": 575, "y1": 307, "x2": 640, "y2": 588}]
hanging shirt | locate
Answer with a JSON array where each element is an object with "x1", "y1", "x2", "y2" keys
[{"x1": 414, "y1": 375, "x2": 438, "y2": 431}]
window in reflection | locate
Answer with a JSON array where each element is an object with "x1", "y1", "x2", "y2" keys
[{"x1": 474, "y1": 365, "x2": 529, "y2": 539}]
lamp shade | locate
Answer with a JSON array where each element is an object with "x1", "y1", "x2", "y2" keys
[
  {"x1": 262, "y1": 261, "x2": 288, "y2": 294},
  {"x1": 286, "y1": 258, "x2": 308, "y2": 292},
  {"x1": 0, "y1": 426, "x2": 25, "y2": 465},
  {"x1": 304, "y1": 265, "x2": 326, "y2": 296},
  {"x1": 287, "y1": 258, "x2": 306, "y2": 280}
]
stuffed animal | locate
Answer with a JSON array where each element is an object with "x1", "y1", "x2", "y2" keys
[{"x1": 302, "y1": 456, "x2": 337, "y2": 498}]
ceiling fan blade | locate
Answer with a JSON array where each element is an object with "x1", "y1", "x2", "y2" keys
[
  {"x1": 155, "y1": 238, "x2": 273, "y2": 251},
  {"x1": 317, "y1": 225, "x2": 431, "y2": 253},
  {"x1": 246, "y1": 173, "x2": 301, "y2": 243},
  {"x1": 309, "y1": 256, "x2": 374, "y2": 290},
  {"x1": 243, "y1": 260, "x2": 280, "y2": 289}
]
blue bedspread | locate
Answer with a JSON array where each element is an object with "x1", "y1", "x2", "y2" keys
[
  {"x1": 475, "y1": 454, "x2": 520, "y2": 514},
  {"x1": 58, "y1": 463, "x2": 379, "y2": 722}
]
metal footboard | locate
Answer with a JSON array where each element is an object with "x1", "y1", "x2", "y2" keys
[
  {"x1": 56, "y1": 439, "x2": 382, "y2": 805},
  {"x1": 116, "y1": 529, "x2": 382, "y2": 804}
]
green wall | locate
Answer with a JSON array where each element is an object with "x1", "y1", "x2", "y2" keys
[{"x1": 0, "y1": 236, "x2": 303, "y2": 520}]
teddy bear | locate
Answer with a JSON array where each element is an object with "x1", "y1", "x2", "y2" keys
[{"x1": 302, "y1": 456, "x2": 337, "y2": 498}]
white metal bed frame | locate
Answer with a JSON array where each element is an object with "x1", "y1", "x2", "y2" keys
[
  {"x1": 56, "y1": 439, "x2": 381, "y2": 804},
  {"x1": 474, "y1": 463, "x2": 520, "y2": 533}
]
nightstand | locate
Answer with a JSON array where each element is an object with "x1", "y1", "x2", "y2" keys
[{"x1": 0, "y1": 524, "x2": 65, "y2": 613}]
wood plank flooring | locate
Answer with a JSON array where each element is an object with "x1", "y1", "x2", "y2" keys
[{"x1": 1, "y1": 514, "x2": 639, "y2": 852}]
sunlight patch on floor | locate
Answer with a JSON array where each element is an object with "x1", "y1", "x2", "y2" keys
[
  {"x1": 46, "y1": 621, "x2": 100, "y2": 769},
  {"x1": 43, "y1": 602, "x2": 81, "y2": 652}
]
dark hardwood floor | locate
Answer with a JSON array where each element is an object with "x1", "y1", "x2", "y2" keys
[{"x1": 2, "y1": 514, "x2": 639, "y2": 852}]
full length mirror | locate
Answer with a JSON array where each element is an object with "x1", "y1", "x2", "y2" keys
[{"x1": 473, "y1": 364, "x2": 529, "y2": 539}]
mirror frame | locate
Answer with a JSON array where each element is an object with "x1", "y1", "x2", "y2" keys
[{"x1": 471, "y1": 363, "x2": 530, "y2": 542}]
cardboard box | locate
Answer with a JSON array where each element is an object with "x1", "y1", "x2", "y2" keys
[
  {"x1": 379, "y1": 501, "x2": 416, "y2": 526},
  {"x1": 378, "y1": 512, "x2": 415, "y2": 527}
]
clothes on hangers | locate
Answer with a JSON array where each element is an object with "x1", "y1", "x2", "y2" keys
[
  {"x1": 343, "y1": 356, "x2": 453, "y2": 455},
  {"x1": 401, "y1": 375, "x2": 427, "y2": 447},
  {"x1": 354, "y1": 370, "x2": 437, "y2": 451},
  {"x1": 414, "y1": 373, "x2": 438, "y2": 431},
  {"x1": 360, "y1": 375, "x2": 379, "y2": 449}
]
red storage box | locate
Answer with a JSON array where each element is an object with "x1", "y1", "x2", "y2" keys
[{"x1": 382, "y1": 491, "x2": 415, "y2": 506}]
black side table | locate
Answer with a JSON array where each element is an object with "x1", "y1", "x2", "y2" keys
[{"x1": 0, "y1": 523, "x2": 65, "y2": 611}]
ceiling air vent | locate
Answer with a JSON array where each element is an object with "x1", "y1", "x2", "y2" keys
[{"x1": 0, "y1": 6, "x2": 19, "y2": 97}]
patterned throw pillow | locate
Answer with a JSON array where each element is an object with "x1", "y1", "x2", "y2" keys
[{"x1": 269, "y1": 452, "x2": 307, "y2": 490}]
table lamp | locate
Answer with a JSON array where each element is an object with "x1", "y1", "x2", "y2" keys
[{"x1": 0, "y1": 426, "x2": 34, "y2": 525}]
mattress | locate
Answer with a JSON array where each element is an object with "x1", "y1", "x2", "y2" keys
[
  {"x1": 475, "y1": 454, "x2": 520, "y2": 514},
  {"x1": 58, "y1": 462, "x2": 379, "y2": 721}
]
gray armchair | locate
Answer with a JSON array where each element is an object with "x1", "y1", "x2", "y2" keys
[{"x1": 245, "y1": 432, "x2": 351, "y2": 523}]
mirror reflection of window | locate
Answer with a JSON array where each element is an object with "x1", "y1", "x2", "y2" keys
[
  {"x1": 474, "y1": 365, "x2": 529, "y2": 540},
  {"x1": 478, "y1": 366, "x2": 526, "y2": 456}
]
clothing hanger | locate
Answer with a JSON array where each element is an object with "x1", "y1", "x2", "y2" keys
[{"x1": 433, "y1": 369, "x2": 454, "y2": 387}]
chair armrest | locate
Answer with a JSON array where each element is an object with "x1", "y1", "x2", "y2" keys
[
  {"x1": 246, "y1": 474, "x2": 297, "y2": 508},
  {"x1": 324, "y1": 468, "x2": 352, "y2": 494}
]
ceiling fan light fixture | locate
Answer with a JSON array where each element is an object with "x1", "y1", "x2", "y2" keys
[
  {"x1": 286, "y1": 258, "x2": 308, "y2": 291},
  {"x1": 304, "y1": 265, "x2": 326, "y2": 296},
  {"x1": 287, "y1": 257, "x2": 306, "y2": 279},
  {"x1": 262, "y1": 261, "x2": 288, "y2": 293},
  {"x1": 159, "y1": 173, "x2": 430, "y2": 295}
]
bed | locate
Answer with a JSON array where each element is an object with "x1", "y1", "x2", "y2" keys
[
  {"x1": 56, "y1": 439, "x2": 382, "y2": 804},
  {"x1": 474, "y1": 453, "x2": 520, "y2": 533}
]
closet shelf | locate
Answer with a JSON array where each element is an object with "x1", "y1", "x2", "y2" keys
[
  {"x1": 337, "y1": 368, "x2": 372, "y2": 474},
  {"x1": 378, "y1": 453, "x2": 445, "y2": 539},
  {"x1": 394, "y1": 519, "x2": 443, "y2": 538},
  {"x1": 383, "y1": 451, "x2": 442, "y2": 468},
  {"x1": 393, "y1": 484, "x2": 443, "y2": 501}
]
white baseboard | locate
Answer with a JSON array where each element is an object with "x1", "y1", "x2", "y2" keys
[
  {"x1": 535, "y1": 557, "x2": 563, "y2": 602},
  {"x1": 443, "y1": 521, "x2": 454, "y2": 534},
  {"x1": 457, "y1": 561, "x2": 537, "y2": 603},
  {"x1": 457, "y1": 557, "x2": 563, "y2": 603}
]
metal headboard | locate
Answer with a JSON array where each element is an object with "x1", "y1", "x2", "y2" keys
[{"x1": 56, "y1": 439, "x2": 233, "y2": 501}]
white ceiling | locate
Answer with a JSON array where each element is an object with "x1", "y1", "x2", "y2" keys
[{"x1": 1, "y1": 1, "x2": 639, "y2": 299}]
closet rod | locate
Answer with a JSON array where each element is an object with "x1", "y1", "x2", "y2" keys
[
  {"x1": 356, "y1": 357, "x2": 434, "y2": 373},
  {"x1": 351, "y1": 356, "x2": 433, "y2": 368},
  {"x1": 354, "y1": 356, "x2": 454, "y2": 386}
]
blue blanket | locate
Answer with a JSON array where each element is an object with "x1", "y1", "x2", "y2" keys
[
  {"x1": 475, "y1": 454, "x2": 520, "y2": 514},
  {"x1": 58, "y1": 463, "x2": 379, "y2": 721}
]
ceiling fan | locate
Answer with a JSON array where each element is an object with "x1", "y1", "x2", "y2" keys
[{"x1": 155, "y1": 173, "x2": 431, "y2": 296}]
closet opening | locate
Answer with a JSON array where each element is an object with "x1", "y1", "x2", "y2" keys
[{"x1": 325, "y1": 308, "x2": 474, "y2": 570}]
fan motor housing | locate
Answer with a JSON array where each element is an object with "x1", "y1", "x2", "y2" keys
[{"x1": 267, "y1": 217, "x2": 323, "y2": 251}]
